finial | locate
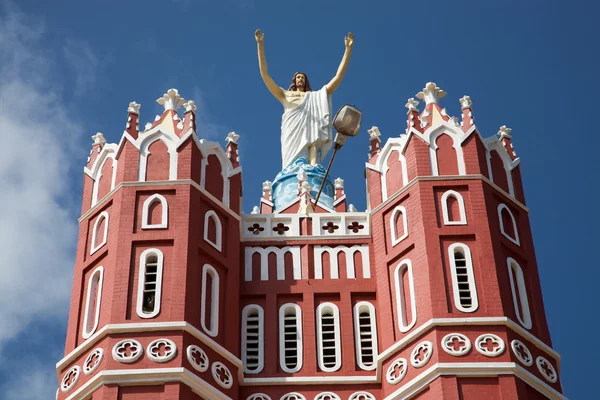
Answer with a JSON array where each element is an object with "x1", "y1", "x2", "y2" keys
[
  {"x1": 262, "y1": 180, "x2": 272, "y2": 191},
  {"x1": 296, "y1": 169, "x2": 307, "y2": 182},
  {"x1": 183, "y1": 100, "x2": 198, "y2": 113},
  {"x1": 449, "y1": 116, "x2": 460, "y2": 126},
  {"x1": 334, "y1": 177, "x2": 344, "y2": 190},
  {"x1": 226, "y1": 131, "x2": 240, "y2": 144},
  {"x1": 156, "y1": 88, "x2": 186, "y2": 111},
  {"x1": 300, "y1": 180, "x2": 311, "y2": 194},
  {"x1": 127, "y1": 101, "x2": 141, "y2": 114},
  {"x1": 144, "y1": 122, "x2": 152, "y2": 131},
  {"x1": 368, "y1": 126, "x2": 381, "y2": 139},
  {"x1": 348, "y1": 204, "x2": 357, "y2": 212},
  {"x1": 459, "y1": 95, "x2": 472, "y2": 109},
  {"x1": 92, "y1": 132, "x2": 106, "y2": 146},
  {"x1": 416, "y1": 82, "x2": 446, "y2": 105},
  {"x1": 251, "y1": 206, "x2": 260, "y2": 214},
  {"x1": 405, "y1": 98, "x2": 419, "y2": 112},
  {"x1": 498, "y1": 125, "x2": 512, "y2": 138}
]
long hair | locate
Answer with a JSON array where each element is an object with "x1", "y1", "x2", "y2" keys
[{"x1": 288, "y1": 72, "x2": 312, "y2": 92}]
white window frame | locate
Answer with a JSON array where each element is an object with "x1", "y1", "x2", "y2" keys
[
  {"x1": 82, "y1": 266, "x2": 104, "y2": 339},
  {"x1": 448, "y1": 243, "x2": 478, "y2": 313},
  {"x1": 316, "y1": 302, "x2": 341, "y2": 372},
  {"x1": 279, "y1": 303, "x2": 303, "y2": 373},
  {"x1": 203, "y1": 210, "x2": 222, "y2": 252},
  {"x1": 498, "y1": 204, "x2": 520, "y2": 246},
  {"x1": 390, "y1": 206, "x2": 408, "y2": 246},
  {"x1": 441, "y1": 190, "x2": 467, "y2": 225},
  {"x1": 353, "y1": 301, "x2": 378, "y2": 371},
  {"x1": 90, "y1": 211, "x2": 109, "y2": 255},
  {"x1": 136, "y1": 249, "x2": 164, "y2": 319},
  {"x1": 242, "y1": 304, "x2": 264, "y2": 374},
  {"x1": 507, "y1": 258, "x2": 532, "y2": 329},
  {"x1": 141, "y1": 194, "x2": 168, "y2": 229},
  {"x1": 394, "y1": 259, "x2": 417, "y2": 332},
  {"x1": 201, "y1": 264, "x2": 220, "y2": 337}
]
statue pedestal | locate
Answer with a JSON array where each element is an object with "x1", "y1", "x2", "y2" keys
[{"x1": 271, "y1": 158, "x2": 334, "y2": 212}]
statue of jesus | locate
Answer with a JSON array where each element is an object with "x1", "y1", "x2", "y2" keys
[{"x1": 255, "y1": 29, "x2": 354, "y2": 169}]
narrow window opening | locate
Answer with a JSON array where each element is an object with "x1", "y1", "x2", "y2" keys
[
  {"x1": 448, "y1": 244, "x2": 478, "y2": 313},
  {"x1": 147, "y1": 200, "x2": 162, "y2": 226},
  {"x1": 82, "y1": 266, "x2": 103, "y2": 339},
  {"x1": 136, "y1": 249, "x2": 163, "y2": 319},
  {"x1": 321, "y1": 312, "x2": 336, "y2": 368},
  {"x1": 394, "y1": 260, "x2": 417, "y2": 332},
  {"x1": 279, "y1": 304, "x2": 303, "y2": 373},
  {"x1": 204, "y1": 273, "x2": 213, "y2": 326},
  {"x1": 453, "y1": 250, "x2": 472, "y2": 308},
  {"x1": 508, "y1": 258, "x2": 532, "y2": 329},
  {"x1": 201, "y1": 264, "x2": 219, "y2": 337},
  {"x1": 245, "y1": 309, "x2": 260, "y2": 371},
  {"x1": 447, "y1": 196, "x2": 458, "y2": 221},
  {"x1": 353, "y1": 302, "x2": 378, "y2": 370},
  {"x1": 142, "y1": 254, "x2": 158, "y2": 313}
]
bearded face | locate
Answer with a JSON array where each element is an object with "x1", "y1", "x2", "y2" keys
[{"x1": 295, "y1": 73, "x2": 306, "y2": 89}]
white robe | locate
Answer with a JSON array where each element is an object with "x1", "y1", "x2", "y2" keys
[{"x1": 280, "y1": 85, "x2": 332, "y2": 169}]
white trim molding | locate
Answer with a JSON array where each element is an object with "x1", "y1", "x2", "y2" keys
[
  {"x1": 353, "y1": 301, "x2": 378, "y2": 371},
  {"x1": 316, "y1": 302, "x2": 342, "y2": 372},
  {"x1": 394, "y1": 259, "x2": 417, "y2": 333},
  {"x1": 441, "y1": 190, "x2": 467, "y2": 225},
  {"x1": 498, "y1": 203, "x2": 520, "y2": 246},
  {"x1": 448, "y1": 243, "x2": 478, "y2": 313},
  {"x1": 428, "y1": 125, "x2": 467, "y2": 177},
  {"x1": 507, "y1": 258, "x2": 532, "y2": 329},
  {"x1": 390, "y1": 206, "x2": 408, "y2": 246},
  {"x1": 314, "y1": 245, "x2": 370, "y2": 279},
  {"x1": 138, "y1": 134, "x2": 178, "y2": 182},
  {"x1": 136, "y1": 248, "x2": 164, "y2": 319},
  {"x1": 245, "y1": 246, "x2": 301, "y2": 281},
  {"x1": 90, "y1": 211, "x2": 109, "y2": 255},
  {"x1": 82, "y1": 266, "x2": 104, "y2": 339},
  {"x1": 141, "y1": 194, "x2": 168, "y2": 229},
  {"x1": 242, "y1": 304, "x2": 264, "y2": 374},
  {"x1": 204, "y1": 210, "x2": 223, "y2": 251},
  {"x1": 279, "y1": 303, "x2": 303, "y2": 373},
  {"x1": 90, "y1": 149, "x2": 117, "y2": 207},
  {"x1": 201, "y1": 264, "x2": 220, "y2": 337}
]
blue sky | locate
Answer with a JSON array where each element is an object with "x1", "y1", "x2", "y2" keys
[{"x1": 0, "y1": 0, "x2": 597, "y2": 398}]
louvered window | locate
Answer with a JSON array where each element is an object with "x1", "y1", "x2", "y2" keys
[
  {"x1": 354, "y1": 302, "x2": 378, "y2": 370},
  {"x1": 279, "y1": 304, "x2": 303, "y2": 373},
  {"x1": 242, "y1": 305, "x2": 264, "y2": 373},
  {"x1": 448, "y1": 243, "x2": 478, "y2": 312},
  {"x1": 136, "y1": 249, "x2": 164, "y2": 318},
  {"x1": 316, "y1": 303, "x2": 341, "y2": 372}
]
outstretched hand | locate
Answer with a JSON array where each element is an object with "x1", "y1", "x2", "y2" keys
[
  {"x1": 255, "y1": 29, "x2": 264, "y2": 43},
  {"x1": 345, "y1": 32, "x2": 354, "y2": 49}
]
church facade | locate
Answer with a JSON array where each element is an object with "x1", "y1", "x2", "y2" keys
[{"x1": 56, "y1": 84, "x2": 565, "y2": 399}]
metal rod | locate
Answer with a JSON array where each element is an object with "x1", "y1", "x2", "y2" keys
[{"x1": 314, "y1": 144, "x2": 340, "y2": 209}]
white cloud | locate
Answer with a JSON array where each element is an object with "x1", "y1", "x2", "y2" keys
[{"x1": 63, "y1": 38, "x2": 100, "y2": 96}]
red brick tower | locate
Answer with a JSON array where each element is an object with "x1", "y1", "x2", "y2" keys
[{"x1": 57, "y1": 83, "x2": 565, "y2": 400}]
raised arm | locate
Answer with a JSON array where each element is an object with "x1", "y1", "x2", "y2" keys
[
  {"x1": 255, "y1": 30, "x2": 284, "y2": 102},
  {"x1": 326, "y1": 32, "x2": 354, "y2": 95}
]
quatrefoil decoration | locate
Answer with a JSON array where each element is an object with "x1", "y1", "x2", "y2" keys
[
  {"x1": 475, "y1": 334, "x2": 505, "y2": 357},
  {"x1": 347, "y1": 221, "x2": 364, "y2": 233},
  {"x1": 322, "y1": 221, "x2": 339, "y2": 233},
  {"x1": 248, "y1": 223, "x2": 264, "y2": 235},
  {"x1": 186, "y1": 345, "x2": 209, "y2": 372},
  {"x1": 272, "y1": 222, "x2": 290, "y2": 235},
  {"x1": 314, "y1": 393, "x2": 341, "y2": 400},
  {"x1": 147, "y1": 338, "x2": 177, "y2": 363},
  {"x1": 442, "y1": 333, "x2": 471, "y2": 356},
  {"x1": 511, "y1": 339, "x2": 533, "y2": 366},
  {"x1": 246, "y1": 395, "x2": 271, "y2": 400},
  {"x1": 411, "y1": 341, "x2": 434, "y2": 368},
  {"x1": 536, "y1": 356, "x2": 558, "y2": 383},
  {"x1": 83, "y1": 348, "x2": 104, "y2": 375},
  {"x1": 60, "y1": 366, "x2": 81, "y2": 393},
  {"x1": 212, "y1": 361, "x2": 233, "y2": 389},
  {"x1": 349, "y1": 392, "x2": 376, "y2": 400},
  {"x1": 281, "y1": 393, "x2": 306, "y2": 400},
  {"x1": 112, "y1": 339, "x2": 143, "y2": 363},
  {"x1": 386, "y1": 357, "x2": 408, "y2": 384}
]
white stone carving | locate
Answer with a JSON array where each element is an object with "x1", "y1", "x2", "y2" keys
[
  {"x1": 296, "y1": 169, "x2": 307, "y2": 182},
  {"x1": 157, "y1": 88, "x2": 186, "y2": 111},
  {"x1": 416, "y1": 82, "x2": 446, "y2": 105},
  {"x1": 280, "y1": 393, "x2": 306, "y2": 400},
  {"x1": 368, "y1": 126, "x2": 381, "y2": 139},
  {"x1": 498, "y1": 125, "x2": 512, "y2": 139},
  {"x1": 183, "y1": 100, "x2": 198, "y2": 113},
  {"x1": 314, "y1": 393, "x2": 341, "y2": 400},
  {"x1": 441, "y1": 333, "x2": 471, "y2": 356},
  {"x1": 147, "y1": 338, "x2": 177, "y2": 363},
  {"x1": 144, "y1": 122, "x2": 152, "y2": 130},
  {"x1": 459, "y1": 95, "x2": 472, "y2": 109},
  {"x1": 128, "y1": 101, "x2": 141, "y2": 114},
  {"x1": 186, "y1": 345, "x2": 209, "y2": 372},
  {"x1": 83, "y1": 348, "x2": 104, "y2": 375},
  {"x1": 411, "y1": 341, "x2": 433, "y2": 368},
  {"x1": 536, "y1": 356, "x2": 558, "y2": 383},
  {"x1": 247, "y1": 395, "x2": 271, "y2": 400},
  {"x1": 60, "y1": 365, "x2": 81, "y2": 393},
  {"x1": 348, "y1": 204, "x2": 357, "y2": 212},
  {"x1": 334, "y1": 177, "x2": 344, "y2": 189},
  {"x1": 92, "y1": 132, "x2": 106, "y2": 146},
  {"x1": 511, "y1": 339, "x2": 533, "y2": 367},
  {"x1": 349, "y1": 392, "x2": 376, "y2": 400},
  {"x1": 405, "y1": 98, "x2": 419, "y2": 112},
  {"x1": 245, "y1": 246, "x2": 302, "y2": 281},
  {"x1": 262, "y1": 180, "x2": 272, "y2": 194},
  {"x1": 211, "y1": 361, "x2": 233, "y2": 389},
  {"x1": 112, "y1": 339, "x2": 143, "y2": 363},
  {"x1": 312, "y1": 213, "x2": 370, "y2": 236},
  {"x1": 226, "y1": 131, "x2": 239, "y2": 143},
  {"x1": 475, "y1": 334, "x2": 506, "y2": 357},
  {"x1": 390, "y1": 205, "x2": 408, "y2": 246},
  {"x1": 251, "y1": 206, "x2": 260, "y2": 214},
  {"x1": 314, "y1": 245, "x2": 370, "y2": 279},
  {"x1": 386, "y1": 357, "x2": 408, "y2": 385}
]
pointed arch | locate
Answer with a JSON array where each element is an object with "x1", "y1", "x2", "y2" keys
[
  {"x1": 141, "y1": 194, "x2": 168, "y2": 229},
  {"x1": 91, "y1": 153, "x2": 117, "y2": 206},
  {"x1": 428, "y1": 126, "x2": 466, "y2": 177},
  {"x1": 201, "y1": 264, "x2": 220, "y2": 337},
  {"x1": 441, "y1": 190, "x2": 467, "y2": 225},
  {"x1": 139, "y1": 133, "x2": 178, "y2": 182},
  {"x1": 279, "y1": 303, "x2": 303, "y2": 373},
  {"x1": 136, "y1": 249, "x2": 164, "y2": 318},
  {"x1": 242, "y1": 304, "x2": 264, "y2": 374},
  {"x1": 448, "y1": 243, "x2": 478, "y2": 313},
  {"x1": 498, "y1": 203, "x2": 520, "y2": 246},
  {"x1": 353, "y1": 301, "x2": 378, "y2": 371},
  {"x1": 316, "y1": 303, "x2": 341, "y2": 372},
  {"x1": 200, "y1": 147, "x2": 231, "y2": 206},
  {"x1": 203, "y1": 210, "x2": 222, "y2": 252},
  {"x1": 379, "y1": 146, "x2": 409, "y2": 201},
  {"x1": 507, "y1": 258, "x2": 532, "y2": 329},
  {"x1": 390, "y1": 206, "x2": 408, "y2": 246},
  {"x1": 82, "y1": 266, "x2": 104, "y2": 339},
  {"x1": 90, "y1": 211, "x2": 109, "y2": 255},
  {"x1": 394, "y1": 259, "x2": 417, "y2": 332}
]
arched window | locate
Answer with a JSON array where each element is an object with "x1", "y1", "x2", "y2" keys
[
  {"x1": 498, "y1": 204, "x2": 520, "y2": 246},
  {"x1": 507, "y1": 258, "x2": 532, "y2": 329},
  {"x1": 136, "y1": 249, "x2": 164, "y2": 318},
  {"x1": 82, "y1": 266, "x2": 104, "y2": 339},
  {"x1": 141, "y1": 194, "x2": 168, "y2": 229},
  {"x1": 90, "y1": 211, "x2": 109, "y2": 255},
  {"x1": 448, "y1": 244, "x2": 478, "y2": 312},
  {"x1": 390, "y1": 206, "x2": 408, "y2": 246},
  {"x1": 203, "y1": 210, "x2": 222, "y2": 252},
  {"x1": 353, "y1": 302, "x2": 378, "y2": 370},
  {"x1": 441, "y1": 190, "x2": 467, "y2": 225},
  {"x1": 394, "y1": 260, "x2": 417, "y2": 332},
  {"x1": 242, "y1": 304, "x2": 264, "y2": 374},
  {"x1": 279, "y1": 303, "x2": 303, "y2": 373},
  {"x1": 201, "y1": 264, "x2": 220, "y2": 337},
  {"x1": 316, "y1": 303, "x2": 341, "y2": 372}
]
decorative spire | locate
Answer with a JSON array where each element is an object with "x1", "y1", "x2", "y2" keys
[
  {"x1": 156, "y1": 88, "x2": 186, "y2": 111},
  {"x1": 226, "y1": 132, "x2": 240, "y2": 168},
  {"x1": 498, "y1": 125, "x2": 512, "y2": 139},
  {"x1": 226, "y1": 131, "x2": 240, "y2": 144},
  {"x1": 405, "y1": 98, "x2": 419, "y2": 112},
  {"x1": 127, "y1": 101, "x2": 141, "y2": 114},
  {"x1": 368, "y1": 126, "x2": 381, "y2": 139},
  {"x1": 416, "y1": 82, "x2": 446, "y2": 105},
  {"x1": 367, "y1": 126, "x2": 382, "y2": 159},
  {"x1": 183, "y1": 100, "x2": 197, "y2": 113},
  {"x1": 334, "y1": 177, "x2": 344, "y2": 190},
  {"x1": 251, "y1": 206, "x2": 260, "y2": 214},
  {"x1": 459, "y1": 95, "x2": 472, "y2": 109},
  {"x1": 296, "y1": 169, "x2": 307, "y2": 182},
  {"x1": 92, "y1": 132, "x2": 106, "y2": 146},
  {"x1": 262, "y1": 180, "x2": 272, "y2": 201},
  {"x1": 348, "y1": 204, "x2": 357, "y2": 212}
]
